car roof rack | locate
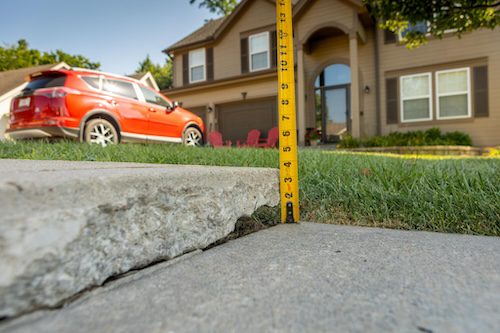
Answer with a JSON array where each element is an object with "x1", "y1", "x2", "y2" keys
[{"x1": 70, "y1": 67, "x2": 141, "y2": 84}]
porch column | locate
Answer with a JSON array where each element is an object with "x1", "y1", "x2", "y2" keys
[
  {"x1": 297, "y1": 46, "x2": 306, "y2": 146},
  {"x1": 349, "y1": 33, "x2": 361, "y2": 138}
]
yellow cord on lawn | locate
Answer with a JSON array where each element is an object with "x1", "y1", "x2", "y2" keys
[{"x1": 276, "y1": 0, "x2": 300, "y2": 223}]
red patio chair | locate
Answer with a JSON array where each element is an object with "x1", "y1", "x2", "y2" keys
[
  {"x1": 237, "y1": 129, "x2": 261, "y2": 148},
  {"x1": 257, "y1": 127, "x2": 279, "y2": 148},
  {"x1": 208, "y1": 131, "x2": 232, "y2": 148}
]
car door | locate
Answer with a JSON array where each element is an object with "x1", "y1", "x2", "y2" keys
[
  {"x1": 139, "y1": 86, "x2": 184, "y2": 142},
  {"x1": 102, "y1": 78, "x2": 149, "y2": 138}
]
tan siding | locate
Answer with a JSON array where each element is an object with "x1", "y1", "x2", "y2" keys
[
  {"x1": 379, "y1": 29, "x2": 500, "y2": 146},
  {"x1": 357, "y1": 31, "x2": 377, "y2": 137},
  {"x1": 213, "y1": 0, "x2": 276, "y2": 80},
  {"x1": 166, "y1": 77, "x2": 277, "y2": 109},
  {"x1": 173, "y1": 55, "x2": 183, "y2": 88},
  {"x1": 296, "y1": 0, "x2": 354, "y2": 42}
]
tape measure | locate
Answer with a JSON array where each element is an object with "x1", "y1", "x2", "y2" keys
[{"x1": 276, "y1": 0, "x2": 300, "y2": 224}]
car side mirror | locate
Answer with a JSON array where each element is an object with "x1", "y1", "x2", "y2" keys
[{"x1": 166, "y1": 101, "x2": 179, "y2": 113}]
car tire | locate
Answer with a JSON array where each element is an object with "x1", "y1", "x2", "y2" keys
[
  {"x1": 183, "y1": 127, "x2": 203, "y2": 147},
  {"x1": 84, "y1": 118, "x2": 119, "y2": 147}
]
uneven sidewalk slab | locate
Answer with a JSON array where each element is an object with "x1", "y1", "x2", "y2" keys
[
  {"x1": 3, "y1": 223, "x2": 499, "y2": 333},
  {"x1": 0, "y1": 159, "x2": 279, "y2": 318}
]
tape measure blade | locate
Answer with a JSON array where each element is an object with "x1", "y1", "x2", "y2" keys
[{"x1": 276, "y1": 0, "x2": 300, "y2": 223}]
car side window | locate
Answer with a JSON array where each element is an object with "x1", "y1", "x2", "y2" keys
[
  {"x1": 140, "y1": 86, "x2": 170, "y2": 108},
  {"x1": 81, "y1": 76, "x2": 100, "y2": 89},
  {"x1": 103, "y1": 79, "x2": 138, "y2": 100}
]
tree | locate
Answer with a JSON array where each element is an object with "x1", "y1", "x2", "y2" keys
[
  {"x1": 0, "y1": 39, "x2": 100, "y2": 71},
  {"x1": 363, "y1": 0, "x2": 500, "y2": 48},
  {"x1": 135, "y1": 55, "x2": 173, "y2": 90},
  {"x1": 189, "y1": 0, "x2": 238, "y2": 16}
]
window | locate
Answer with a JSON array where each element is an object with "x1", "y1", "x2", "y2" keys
[
  {"x1": 314, "y1": 64, "x2": 351, "y2": 88},
  {"x1": 436, "y1": 68, "x2": 471, "y2": 119},
  {"x1": 400, "y1": 21, "x2": 429, "y2": 39},
  {"x1": 189, "y1": 48, "x2": 206, "y2": 83},
  {"x1": 81, "y1": 76, "x2": 101, "y2": 90},
  {"x1": 249, "y1": 32, "x2": 270, "y2": 72},
  {"x1": 140, "y1": 86, "x2": 171, "y2": 108},
  {"x1": 399, "y1": 20, "x2": 457, "y2": 41},
  {"x1": 24, "y1": 75, "x2": 66, "y2": 92},
  {"x1": 103, "y1": 79, "x2": 138, "y2": 100},
  {"x1": 400, "y1": 73, "x2": 432, "y2": 122}
]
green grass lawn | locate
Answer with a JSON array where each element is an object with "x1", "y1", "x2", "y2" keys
[{"x1": 1, "y1": 140, "x2": 499, "y2": 236}]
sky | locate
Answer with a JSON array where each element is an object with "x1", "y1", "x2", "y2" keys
[{"x1": 0, "y1": 0, "x2": 219, "y2": 75}]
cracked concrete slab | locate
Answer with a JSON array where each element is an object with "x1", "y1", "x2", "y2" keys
[{"x1": 0, "y1": 159, "x2": 279, "y2": 318}]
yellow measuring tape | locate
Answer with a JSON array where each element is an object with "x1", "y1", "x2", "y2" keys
[{"x1": 276, "y1": 0, "x2": 300, "y2": 223}]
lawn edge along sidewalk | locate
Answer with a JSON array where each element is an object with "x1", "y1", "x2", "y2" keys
[{"x1": 0, "y1": 159, "x2": 279, "y2": 319}]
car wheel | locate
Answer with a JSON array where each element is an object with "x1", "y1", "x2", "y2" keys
[
  {"x1": 183, "y1": 127, "x2": 203, "y2": 147},
  {"x1": 84, "y1": 118, "x2": 119, "y2": 147}
]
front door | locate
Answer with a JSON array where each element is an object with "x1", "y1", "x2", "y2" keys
[{"x1": 323, "y1": 85, "x2": 350, "y2": 142}]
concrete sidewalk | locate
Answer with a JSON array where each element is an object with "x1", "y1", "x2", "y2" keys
[{"x1": 2, "y1": 223, "x2": 500, "y2": 333}]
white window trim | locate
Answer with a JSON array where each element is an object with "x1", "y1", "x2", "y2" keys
[
  {"x1": 435, "y1": 67, "x2": 471, "y2": 120},
  {"x1": 400, "y1": 72, "x2": 433, "y2": 123},
  {"x1": 189, "y1": 48, "x2": 206, "y2": 84},
  {"x1": 249, "y1": 31, "x2": 270, "y2": 72}
]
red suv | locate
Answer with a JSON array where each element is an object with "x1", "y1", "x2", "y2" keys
[{"x1": 7, "y1": 69, "x2": 204, "y2": 146}]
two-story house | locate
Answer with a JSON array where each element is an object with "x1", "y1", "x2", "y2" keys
[{"x1": 163, "y1": 0, "x2": 499, "y2": 147}]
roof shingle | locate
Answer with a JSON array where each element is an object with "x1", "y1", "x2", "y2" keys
[{"x1": 164, "y1": 17, "x2": 226, "y2": 53}]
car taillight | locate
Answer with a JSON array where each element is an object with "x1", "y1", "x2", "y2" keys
[{"x1": 33, "y1": 87, "x2": 81, "y2": 98}]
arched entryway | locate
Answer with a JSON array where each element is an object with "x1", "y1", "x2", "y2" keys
[{"x1": 314, "y1": 64, "x2": 351, "y2": 143}]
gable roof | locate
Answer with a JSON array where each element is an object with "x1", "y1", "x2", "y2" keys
[
  {"x1": 293, "y1": 0, "x2": 365, "y2": 17},
  {"x1": 164, "y1": 0, "x2": 365, "y2": 54},
  {"x1": 164, "y1": 17, "x2": 227, "y2": 53},
  {"x1": 127, "y1": 73, "x2": 147, "y2": 81},
  {"x1": 127, "y1": 72, "x2": 160, "y2": 91},
  {"x1": 0, "y1": 63, "x2": 68, "y2": 97},
  {"x1": 164, "y1": 0, "x2": 265, "y2": 54}
]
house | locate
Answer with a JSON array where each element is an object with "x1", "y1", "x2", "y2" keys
[
  {"x1": 0, "y1": 62, "x2": 69, "y2": 139},
  {"x1": 163, "y1": 0, "x2": 499, "y2": 147},
  {"x1": 127, "y1": 72, "x2": 160, "y2": 91}
]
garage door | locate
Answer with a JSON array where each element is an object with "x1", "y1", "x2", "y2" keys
[{"x1": 217, "y1": 97, "x2": 277, "y2": 143}]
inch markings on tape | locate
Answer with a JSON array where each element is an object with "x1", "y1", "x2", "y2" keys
[{"x1": 276, "y1": 0, "x2": 299, "y2": 224}]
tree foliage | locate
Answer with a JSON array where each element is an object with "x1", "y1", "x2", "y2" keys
[
  {"x1": 135, "y1": 55, "x2": 173, "y2": 90},
  {"x1": 189, "y1": 0, "x2": 238, "y2": 16},
  {"x1": 0, "y1": 39, "x2": 100, "y2": 71},
  {"x1": 364, "y1": 0, "x2": 500, "y2": 48}
]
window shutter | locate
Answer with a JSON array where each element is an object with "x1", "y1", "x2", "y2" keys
[
  {"x1": 473, "y1": 65, "x2": 489, "y2": 118},
  {"x1": 270, "y1": 30, "x2": 277, "y2": 68},
  {"x1": 182, "y1": 53, "x2": 189, "y2": 86},
  {"x1": 386, "y1": 78, "x2": 398, "y2": 124},
  {"x1": 241, "y1": 37, "x2": 249, "y2": 74},
  {"x1": 206, "y1": 48, "x2": 214, "y2": 81},
  {"x1": 384, "y1": 30, "x2": 397, "y2": 44}
]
